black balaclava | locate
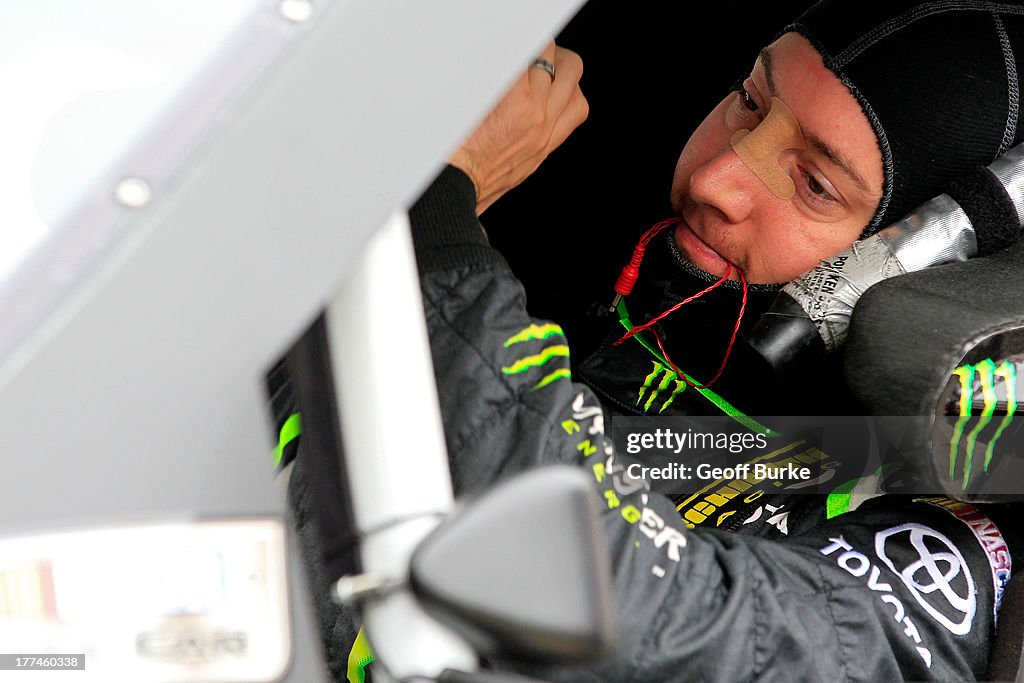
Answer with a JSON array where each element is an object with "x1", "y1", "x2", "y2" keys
[
  {"x1": 583, "y1": 0, "x2": 1024, "y2": 415},
  {"x1": 793, "y1": 0, "x2": 1024, "y2": 235}
]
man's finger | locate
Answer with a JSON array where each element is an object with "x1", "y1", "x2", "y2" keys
[
  {"x1": 539, "y1": 40, "x2": 557, "y2": 65},
  {"x1": 527, "y1": 40, "x2": 558, "y2": 92},
  {"x1": 546, "y1": 87, "x2": 589, "y2": 156},
  {"x1": 545, "y1": 46, "x2": 584, "y2": 121}
]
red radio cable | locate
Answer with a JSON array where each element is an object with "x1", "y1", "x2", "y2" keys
[{"x1": 611, "y1": 218, "x2": 748, "y2": 389}]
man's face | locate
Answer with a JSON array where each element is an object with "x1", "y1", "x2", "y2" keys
[{"x1": 670, "y1": 32, "x2": 884, "y2": 284}]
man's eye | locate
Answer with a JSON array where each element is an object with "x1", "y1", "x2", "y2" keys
[
  {"x1": 740, "y1": 89, "x2": 759, "y2": 112},
  {"x1": 804, "y1": 171, "x2": 835, "y2": 201}
]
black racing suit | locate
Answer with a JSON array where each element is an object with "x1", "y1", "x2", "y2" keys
[{"x1": 280, "y1": 166, "x2": 1017, "y2": 682}]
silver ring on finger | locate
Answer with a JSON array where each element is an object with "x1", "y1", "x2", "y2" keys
[{"x1": 530, "y1": 58, "x2": 556, "y2": 82}]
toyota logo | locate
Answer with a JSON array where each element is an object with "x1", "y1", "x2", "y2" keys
[{"x1": 875, "y1": 523, "x2": 976, "y2": 635}]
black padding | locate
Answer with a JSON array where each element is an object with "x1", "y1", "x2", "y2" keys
[
  {"x1": 745, "y1": 291, "x2": 827, "y2": 378},
  {"x1": 844, "y1": 237, "x2": 1024, "y2": 417},
  {"x1": 287, "y1": 315, "x2": 362, "y2": 582},
  {"x1": 947, "y1": 166, "x2": 1022, "y2": 257}
]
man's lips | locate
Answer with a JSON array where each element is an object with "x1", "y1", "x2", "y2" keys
[{"x1": 673, "y1": 219, "x2": 733, "y2": 278}]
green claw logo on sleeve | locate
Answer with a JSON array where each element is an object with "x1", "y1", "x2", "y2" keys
[
  {"x1": 503, "y1": 323, "x2": 565, "y2": 347},
  {"x1": 501, "y1": 345, "x2": 570, "y2": 375},
  {"x1": 949, "y1": 359, "x2": 1018, "y2": 488},
  {"x1": 502, "y1": 324, "x2": 572, "y2": 391}
]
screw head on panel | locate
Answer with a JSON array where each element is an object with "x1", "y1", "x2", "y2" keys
[
  {"x1": 278, "y1": 0, "x2": 314, "y2": 23},
  {"x1": 114, "y1": 178, "x2": 152, "y2": 208}
]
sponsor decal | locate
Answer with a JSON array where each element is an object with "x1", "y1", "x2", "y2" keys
[
  {"x1": 636, "y1": 361, "x2": 687, "y2": 414},
  {"x1": 599, "y1": 446, "x2": 687, "y2": 564},
  {"x1": 502, "y1": 324, "x2": 571, "y2": 391},
  {"x1": 875, "y1": 524, "x2": 976, "y2": 636},
  {"x1": 503, "y1": 323, "x2": 564, "y2": 347},
  {"x1": 820, "y1": 536, "x2": 933, "y2": 668},
  {"x1": 564, "y1": 392, "x2": 686, "y2": 566},
  {"x1": 742, "y1": 503, "x2": 789, "y2": 535},
  {"x1": 675, "y1": 441, "x2": 842, "y2": 529},
  {"x1": 824, "y1": 467, "x2": 892, "y2": 519},
  {"x1": 949, "y1": 359, "x2": 1017, "y2": 488},
  {"x1": 136, "y1": 615, "x2": 248, "y2": 663},
  {"x1": 917, "y1": 497, "x2": 1012, "y2": 624},
  {"x1": 571, "y1": 392, "x2": 605, "y2": 437}
]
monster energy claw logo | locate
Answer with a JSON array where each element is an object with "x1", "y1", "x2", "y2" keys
[
  {"x1": 949, "y1": 359, "x2": 1018, "y2": 489},
  {"x1": 636, "y1": 361, "x2": 687, "y2": 414},
  {"x1": 502, "y1": 324, "x2": 571, "y2": 391}
]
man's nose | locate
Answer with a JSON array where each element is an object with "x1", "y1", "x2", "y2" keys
[{"x1": 687, "y1": 147, "x2": 760, "y2": 224}]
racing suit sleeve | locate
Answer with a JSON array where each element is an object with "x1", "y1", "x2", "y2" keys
[{"x1": 410, "y1": 165, "x2": 1005, "y2": 682}]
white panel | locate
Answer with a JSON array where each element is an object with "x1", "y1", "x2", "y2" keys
[{"x1": 0, "y1": 0, "x2": 586, "y2": 678}]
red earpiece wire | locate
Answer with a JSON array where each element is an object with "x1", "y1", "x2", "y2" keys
[
  {"x1": 610, "y1": 217, "x2": 682, "y2": 310},
  {"x1": 616, "y1": 264, "x2": 733, "y2": 344},
  {"x1": 612, "y1": 219, "x2": 749, "y2": 390}
]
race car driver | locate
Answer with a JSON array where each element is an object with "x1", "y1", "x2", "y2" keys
[
  {"x1": 279, "y1": 0, "x2": 1024, "y2": 680},
  {"x1": 409, "y1": 0, "x2": 1024, "y2": 678}
]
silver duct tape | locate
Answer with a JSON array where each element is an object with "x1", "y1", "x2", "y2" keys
[
  {"x1": 989, "y1": 145, "x2": 1024, "y2": 227},
  {"x1": 784, "y1": 193, "x2": 977, "y2": 351},
  {"x1": 783, "y1": 236, "x2": 905, "y2": 350},
  {"x1": 879, "y1": 194, "x2": 976, "y2": 272}
]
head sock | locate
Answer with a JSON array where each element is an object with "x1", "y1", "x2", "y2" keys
[{"x1": 789, "y1": 0, "x2": 1024, "y2": 235}]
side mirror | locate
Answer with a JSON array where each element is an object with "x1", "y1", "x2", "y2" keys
[{"x1": 410, "y1": 466, "x2": 617, "y2": 663}]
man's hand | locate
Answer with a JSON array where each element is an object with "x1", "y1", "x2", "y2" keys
[{"x1": 450, "y1": 42, "x2": 588, "y2": 215}]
